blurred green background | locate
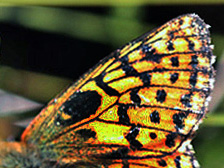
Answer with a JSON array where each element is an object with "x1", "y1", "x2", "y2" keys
[{"x1": 0, "y1": 2, "x2": 224, "y2": 168}]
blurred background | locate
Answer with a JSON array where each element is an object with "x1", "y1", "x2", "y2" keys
[{"x1": 0, "y1": 2, "x2": 224, "y2": 168}]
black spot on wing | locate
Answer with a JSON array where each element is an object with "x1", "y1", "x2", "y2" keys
[
  {"x1": 167, "y1": 41, "x2": 174, "y2": 51},
  {"x1": 189, "y1": 72, "x2": 197, "y2": 87},
  {"x1": 142, "y1": 45, "x2": 163, "y2": 63},
  {"x1": 181, "y1": 93, "x2": 192, "y2": 108},
  {"x1": 170, "y1": 73, "x2": 179, "y2": 84},
  {"x1": 150, "y1": 132, "x2": 157, "y2": 139},
  {"x1": 189, "y1": 55, "x2": 198, "y2": 68},
  {"x1": 187, "y1": 39, "x2": 195, "y2": 51},
  {"x1": 120, "y1": 55, "x2": 138, "y2": 76},
  {"x1": 130, "y1": 88, "x2": 141, "y2": 106},
  {"x1": 171, "y1": 56, "x2": 179, "y2": 67},
  {"x1": 139, "y1": 72, "x2": 151, "y2": 86},
  {"x1": 122, "y1": 65, "x2": 138, "y2": 76},
  {"x1": 174, "y1": 156, "x2": 181, "y2": 168},
  {"x1": 173, "y1": 112, "x2": 187, "y2": 130},
  {"x1": 125, "y1": 126, "x2": 143, "y2": 150},
  {"x1": 157, "y1": 159, "x2": 167, "y2": 167},
  {"x1": 142, "y1": 45, "x2": 156, "y2": 56},
  {"x1": 179, "y1": 19, "x2": 183, "y2": 26},
  {"x1": 55, "y1": 91, "x2": 101, "y2": 127},
  {"x1": 117, "y1": 105, "x2": 131, "y2": 125},
  {"x1": 165, "y1": 133, "x2": 177, "y2": 148},
  {"x1": 150, "y1": 110, "x2": 160, "y2": 124},
  {"x1": 76, "y1": 129, "x2": 96, "y2": 141},
  {"x1": 156, "y1": 89, "x2": 167, "y2": 103}
]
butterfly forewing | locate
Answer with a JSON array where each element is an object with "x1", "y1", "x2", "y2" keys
[{"x1": 21, "y1": 14, "x2": 215, "y2": 168}]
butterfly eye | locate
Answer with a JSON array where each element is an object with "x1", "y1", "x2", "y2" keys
[{"x1": 55, "y1": 90, "x2": 102, "y2": 127}]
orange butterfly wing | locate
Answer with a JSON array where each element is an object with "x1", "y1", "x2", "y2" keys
[{"x1": 21, "y1": 14, "x2": 215, "y2": 168}]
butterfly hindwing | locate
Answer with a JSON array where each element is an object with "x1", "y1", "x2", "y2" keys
[{"x1": 21, "y1": 14, "x2": 215, "y2": 167}]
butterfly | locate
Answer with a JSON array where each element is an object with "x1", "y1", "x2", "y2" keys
[{"x1": 0, "y1": 13, "x2": 215, "y2": 168}]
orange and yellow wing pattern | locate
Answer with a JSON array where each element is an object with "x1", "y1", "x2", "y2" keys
[{"x1": 21, "y1": 14, "x2": 215, "y2": 168}]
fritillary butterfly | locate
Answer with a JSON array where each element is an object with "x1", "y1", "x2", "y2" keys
[{"x1": 0, "y1": 14, "x2": 215, "y2": 168}]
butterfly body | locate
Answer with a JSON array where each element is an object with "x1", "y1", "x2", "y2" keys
[
  {"x1": 0, "y1": 14, "x2": 215, "y2": 168},
  {"x1": 0, "y1": 142, "x2": 43, "y2": 168}
]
